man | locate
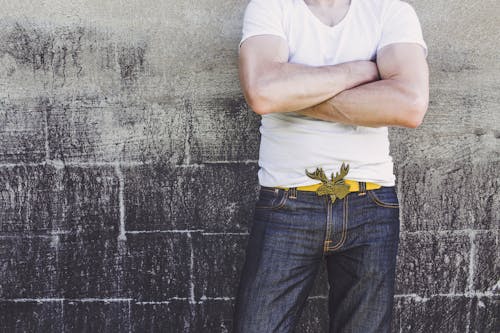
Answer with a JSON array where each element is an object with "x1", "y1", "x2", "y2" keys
[{"x1": 233, "y1": 0, "x2": 428, "y2": 332}]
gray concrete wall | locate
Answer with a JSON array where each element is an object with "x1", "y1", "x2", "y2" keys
[{"x1": 0, "y1": 0, "x2": 498, "y2": 331}]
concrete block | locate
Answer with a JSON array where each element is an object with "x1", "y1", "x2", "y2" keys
[
  {"x1": 468, "y1": 295, "x2": 500, "y2": 333},
  {"x1": 396, "y1": 159, "x2": 499, "y2": 231},
  {"x1": 63, "y1": 300, "x2": 130, "y2": 332},
  {"x1": 192, "y1": 233, "x2": 248, "y2": 299},
  {"x1": 0, "y1": 164, "x2": 120, "y2": 236},
  {"x1": 392, "y1": 295, "x2": 470, "y2": 332},
  {"x1": 55, "y1": 165, "x2": 120, "y2": 236},
  {"x1": 57, "y1": 235, "x2": 125, "y2": 298},
  {"x1": 46, "y1": 95, "x2": 187, "y2": 164},
  {"x1": 123, "y1": 162, "x2": 259, "y2": 232},
  {"x1": 195, "y1": 299, "x2": 234, "y2": 332},
  {"x1": 472, "y1": 230, "x2": 499, "y2": 293},
  {"x1": 0, "y1": 98, "x2": 46, "y2": 163},
  {"x1": 0, "y1": 237, "x2": 59, "y2": 298},
  {"x1": 0, "y1": 165, "x2": 58, "y2": 233},
  {"x1": 124, "y1": 233, "x2": 191, "y2": 301},
  {"x1": 396, "y1": 232, "x2": 470, "y2": 296},
  {"x1": 0, "y1": 301, "x2": 62, "y2": 332},
  {"x1": 189, "y1": 96, "x2": 261, "y2": 163},
  {"x1": 131, "y1": 300, "x2": 194, "y2": 332}
]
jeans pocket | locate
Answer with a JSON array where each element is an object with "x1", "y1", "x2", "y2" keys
[
  {"x1": 255, "y1": 187, "x2": 289, "y2": 209},
  {"x1": 367, "y1": 186, "x2": 400, "y2": 209}
]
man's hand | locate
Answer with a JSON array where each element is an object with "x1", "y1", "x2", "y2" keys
[
  {"x1": 239, "y1": 34, "x2": 379, "y2": 115},
  {"x1": 296, "y1": 43, "x2": 429, "y2": 128}
]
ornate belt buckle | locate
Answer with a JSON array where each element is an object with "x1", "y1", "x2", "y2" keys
[{"x1": 304, "y1": 162, "x2": 350, "y2": 204}]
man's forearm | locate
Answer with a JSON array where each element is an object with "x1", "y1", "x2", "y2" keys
[
  {"x1": 296, "y1": 77, "x2": 427, "y2": 128},
  {"x1": 251, "y1": 61, "x2": 378, "y2": 114},
  {"x1": 240, "y1": 36, "x2": 382, "y2": 115}
]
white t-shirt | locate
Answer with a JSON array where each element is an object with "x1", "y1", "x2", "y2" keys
[{"x1": 239, "y1": 0, "x2": 428, "y2": 187}]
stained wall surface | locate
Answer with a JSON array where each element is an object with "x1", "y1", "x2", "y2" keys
[{"x1": 0, "y1": 0, "x2": 498, "y2": 331}]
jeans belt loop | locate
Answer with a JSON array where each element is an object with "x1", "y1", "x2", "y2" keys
[
  {"x1": 358, "y1": 181, "x2": 367, "y2": 196},
  {"x1": 289, "y1": 187, "x2": 297, "y2": 199}
]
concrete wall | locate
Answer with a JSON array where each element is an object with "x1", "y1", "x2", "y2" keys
[{"x1": 0, "y1": 0, "x2": 498, "y2": 331}]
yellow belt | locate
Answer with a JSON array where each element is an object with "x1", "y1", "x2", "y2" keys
[{"x1": 276, "y1": 179, "x2": 382, "y2": 192}]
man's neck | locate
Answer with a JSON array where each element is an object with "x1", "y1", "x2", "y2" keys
[{"x1": 304, "y1": 0, "x2": 347, "y2": 7}]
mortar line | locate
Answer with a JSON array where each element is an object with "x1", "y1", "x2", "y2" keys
[
  {"x1": 115, "y1": 162, "x2": 127, "y2": 241},
  {"x1": 187, "y1": 232, "x2": 196, "y2": 303},
  {"x1": 393, "y1": 293, "x2": 430, "y2": 302},
  {"x1": 0, "y1": 229, "x2": 495, "y2": 238},
  {"x1": 0, "y1": 229, "x2": 495, "y2": 239},
  {"x1": 306, "y1": 295, "x2": 328, "y2": 299},
  {"x1": 401, "y1": 229, "x2": 493, "y2": 236},
  {"x1": 0, "y1": 298, "x2": 133, "y2": 302},
  {"x1": 61, "y1": 300, "x2": 65, "y2": 332},
  {"x1": 201, "y1": 232, "x2": 249, "y2": 236},
  {"x1": 397, "y1": 183, "x2": 404, "y2": 233},
  {"x1": 201, "y1": 159, "x2": 258, "y2": 164},
  {"x1": 0, "y1": 160, "x2": 258, "y2": 168},
  {"x1": 126, "y1": 229, "x2": 204, "y2": 234},
  {"x1": 128, "y1": 299, "x2": 132, "y2": 333},
  {"x1": 465, "y1": 301, "x2": 471, "y2": 333},
  {"x1": 187, "y1": 231, "x2": 197, "y2": 327},
  {"x1": 467, "y1": 230, "x2": 477, "y2": 293},
  {"x1": 394, "y1": 291, "x2": 498, "y2": 299},
  {"x1": 2, "y1": 290, "x2": 497, "y2": 305},
  {"x1": 0, "y1": 234, "x2": 66, "y2": 239},
  {"x1": 0, "y1": 229, "x2": 206, "y2": 238},
  {"x1": 135, "y1": 301, "x2": 172, "y2": 305},
  {"x1": 199, "y1": 296, "x2": 235, "y2": 301}
]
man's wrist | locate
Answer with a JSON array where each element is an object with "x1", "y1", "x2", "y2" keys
[
  {"x1": 343, "y1": 60, "x2": 380, "y2": 90},
  {"x1": 326, "y1": 97, "x2": 354, "y2": 124},
  {"x1": 327, "y1": 62, "x2": 353, "y2": 93}
]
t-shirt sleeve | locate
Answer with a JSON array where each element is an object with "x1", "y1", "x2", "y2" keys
[
  {"x1": 239, "y1": 0, "x2": 286, "y2": 49},
  {"x1": 376, "y1": 0, "x2": 428, "y2": 58}
]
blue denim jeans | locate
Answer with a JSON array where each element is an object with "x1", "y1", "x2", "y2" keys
[{"x1": 233, "y1": 183, "x2": 400, "y2": 333}]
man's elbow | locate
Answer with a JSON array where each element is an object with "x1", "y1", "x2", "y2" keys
[
  {"x1": 245, "y1": 83, "x2": 276, "y2": 115},
  {"x1": 248, "y1": 98, "x2": 272, "y2": 115},
  {"x1": 403, "y1": 93, "x2": 429, "y2": 128}
]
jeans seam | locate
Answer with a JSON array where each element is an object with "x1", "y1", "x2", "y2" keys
[
  {"x1": 255, "y1": 189, "x2": 289, "y2": 210},
  {"x1": 323, "y1": 198, "x2": 332, "y2": 254},
  {"x1": 324, "y1": 195, "x2": 348, "y2": 252},
  {"x1": 367, "y1": 190, "x2": 399, "y2": 208},
  {"x1": 327, "y1": 195, "x2": 348, "y2": 251}
]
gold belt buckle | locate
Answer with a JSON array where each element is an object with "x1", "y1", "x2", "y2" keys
[{"x1": 305, "y1": 162, "x2": 350, "y2": 204}]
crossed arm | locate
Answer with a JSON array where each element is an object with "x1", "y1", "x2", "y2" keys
[{"x1": 238, "y1": 35, "x2": 429, "y2": 128}]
